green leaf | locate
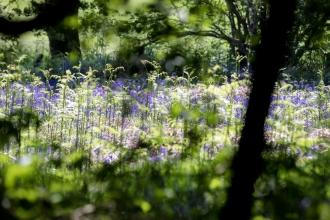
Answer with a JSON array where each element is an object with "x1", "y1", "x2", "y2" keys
[
  {"x1": 135, "y1": 199, "x2": 151, "y2": 213},
  {"x1": 170, "y1": 102, "x2": 184, "y2": 118},
  {"x1": 209, "y1": 178, "x2": 222, "y2": 190}
]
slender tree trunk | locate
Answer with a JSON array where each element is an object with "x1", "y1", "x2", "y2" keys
[
  {"x1": 219, "y1": 1, "x2": 297, "y2": 219},
  {"x1": 236, "y1": 46, "x2": 248, "y2": 70}
]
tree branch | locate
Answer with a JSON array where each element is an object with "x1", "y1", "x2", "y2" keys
[
  {"x1": 225, "y1": 0, "x2": 249, "y2": 37},
  {"x1": 212, "y1": 23, "x2": 246, "y2": 46}
]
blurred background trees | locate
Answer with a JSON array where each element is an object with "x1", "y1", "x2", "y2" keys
[{"x1": 1, "y1": 0, "x2": 330, "y2": 78}]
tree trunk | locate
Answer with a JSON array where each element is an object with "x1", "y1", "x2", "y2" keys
[
  {"x1": 219, "y1": 0, "x2": 297, "y2": 219},
  {"x1": 45, "y1": 8, "x2": 81, "y2": 61},
  {"x1": 46, "y1": 27, "x2": 81, "y2": 58}
]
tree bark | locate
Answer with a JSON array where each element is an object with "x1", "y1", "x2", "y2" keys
[{"x1": 219, "y1": 0, "x2": 297, "y2": 219}]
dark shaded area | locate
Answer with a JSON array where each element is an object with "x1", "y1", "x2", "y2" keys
[
  {"x1": 0, "y1": 0, "x2": 80, "y2": 36},
  {"x1": 0, "y1": 0, "x2": 82, "y2": 61},
  {"x1": 219, "y1": 0, "x2": 297, "y2": 219},
  {"x1": 33, "y1": 53, "x2": 43, "y2": 67},
  {"x1": 45, "y1": 8, "x2": 81, "y2": 58}
]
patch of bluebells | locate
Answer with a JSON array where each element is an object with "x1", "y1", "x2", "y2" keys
[
  {"x1": 158, "y1": 79, "x2": 166, "y2": 87},
  {"x1": 293, "y1": 81, "x2": 316, "y2": 91},
  {"x1": 112, "y1": 79, "x2": 124, "y2": 90},
  {"x1": 94, "y1": 85, "x2": 106, "y2": 97},
  {"x1": 130, "y1": 104, "x2": 140, "y2": 116},
  {"x1": 291, "y1": 96, "x2": 307, "y2": 105},
  {"x1": 1, "y1": 73, "x2": 329, "y2": 165},
  {"x1": 149, "y1": 145, "x2": 180, "y2": 163},
  {"x1": 103, "y1": 152, "x2": 119, "y2": 164},
  {"x1": 47, "y1": 146, "x2": 52, "y2": 155},
  {"x1": 235, "y1": 108, "x2": 244, "y2": 119},
  {"x1": 233, "y1": 95, "x2": 245, "y2": 103},
  {"x1": 129, "y1": 89, "x2": 138, "y2": 98}
]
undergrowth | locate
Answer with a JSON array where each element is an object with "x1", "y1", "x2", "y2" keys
[{"x1": 0, "y1": 54, "x2": 330, "y2": 219}]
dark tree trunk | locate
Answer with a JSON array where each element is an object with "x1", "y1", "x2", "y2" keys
[
  {"x1": 46, "y1": 26, "x2": 81, "y2": 58},
  {"x1": 219, "y1": 0, "x2": 297, "y2": 219},
  {"x1": 46, "y1": 9, "x2": 81, "y2": 60},
  {"x1": 46, "y1": 17, "x2": 81, "y2": 57}
]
